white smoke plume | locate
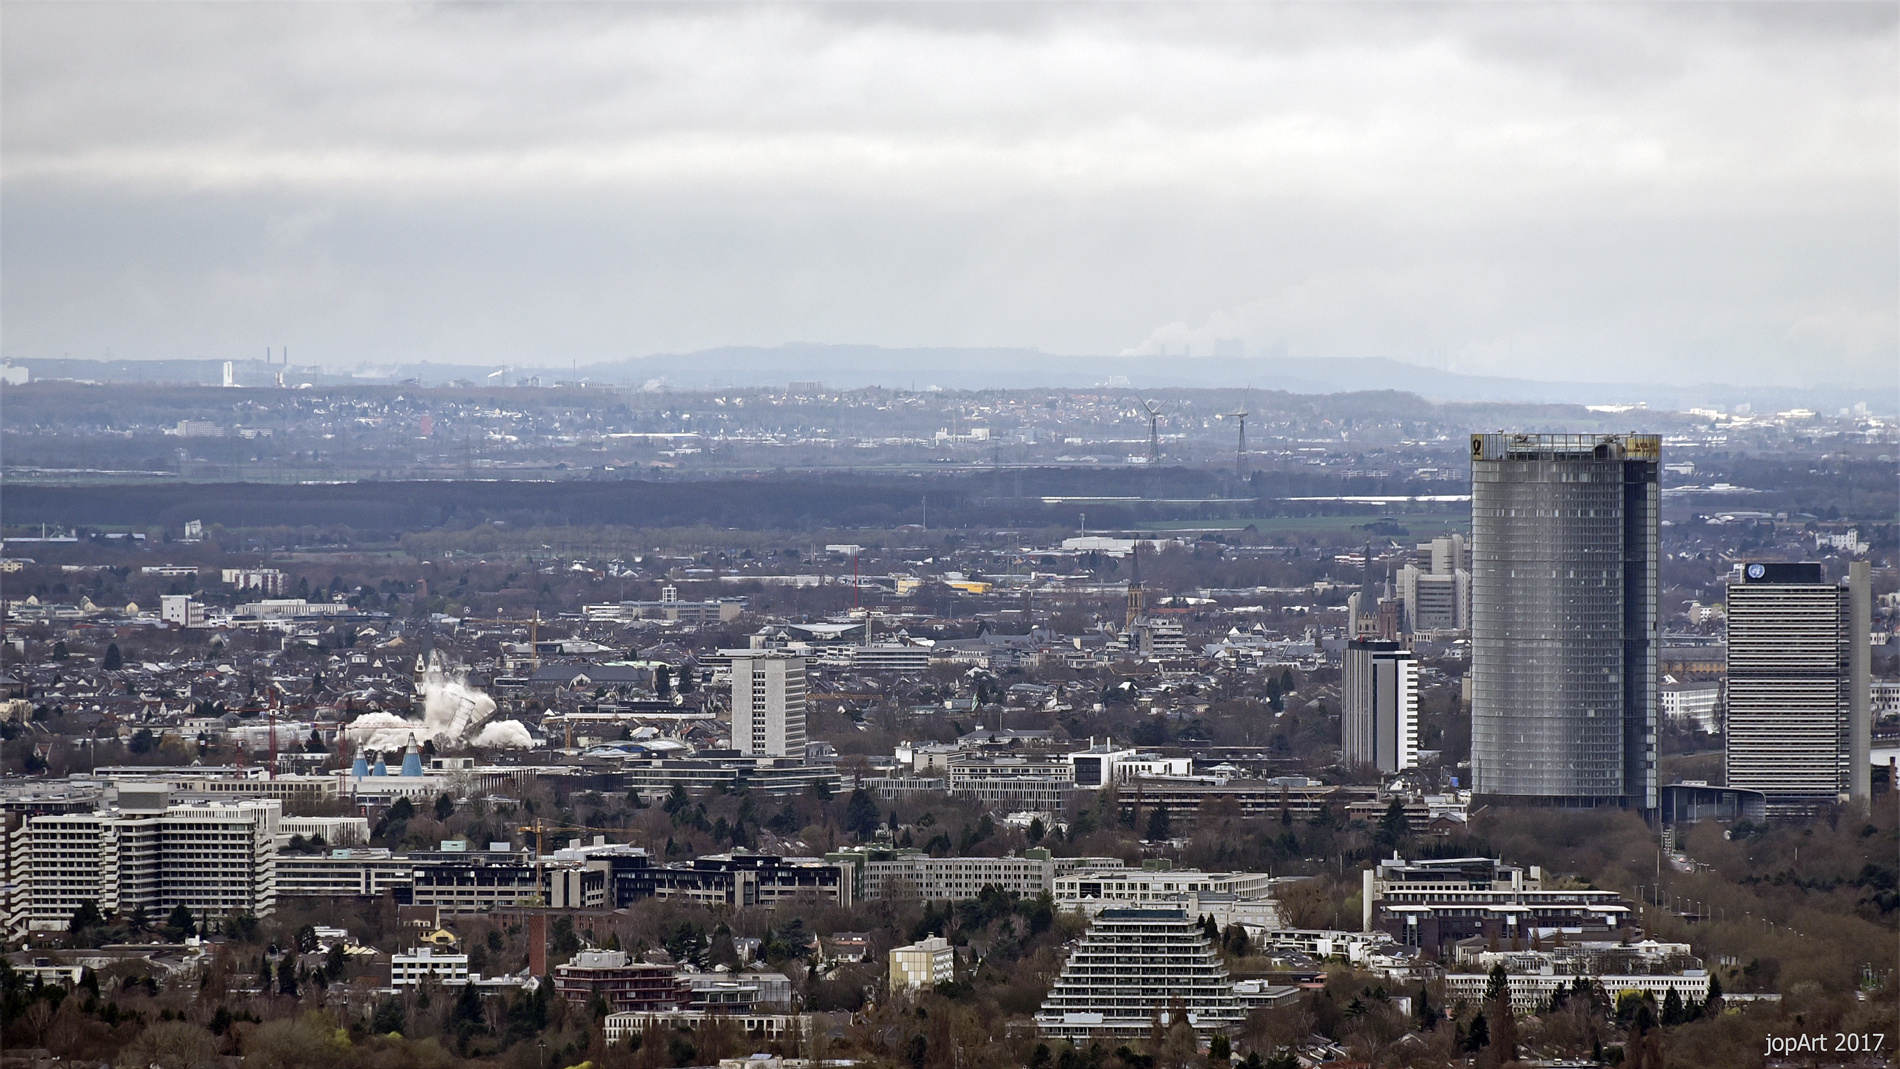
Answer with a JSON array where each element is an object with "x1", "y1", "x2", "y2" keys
[
  {"x1": 344, "y1": 651, "x2": 533, "y2": 752},
  {"x1": 471, "y1": 720, "x2": 535, "y2": 748}
]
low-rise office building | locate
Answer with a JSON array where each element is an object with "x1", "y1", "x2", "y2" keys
[
  {"x1": 1054, "y1": 866, "x2": 1277, "y2": 915},
  {"x1": 615, "y1": 755, "x2": 841, "y2": 796},
  {"x1": 605, "y1": 1011, "x2": 815, "y2": 1046},
  {"x1": 1066, "y1": 739, "x2": 1192, "y2": 788},
  {"x1": 1659, "y1": 681, "x2": 1722, "y2": 733},
  {"x1": 1106, "y1": 779, "x2": 1380, "y2": 830},
  {"x1": 276, "y1": 849, "x2": 414, "y2": 897},
  {"x1": 408, "y1": 849, "x2": 544, "y2": 913},
  {"x1": 680, "y1": 968, "x2": 794, "y2": 1013},
  {"x1": 279, "y1": 815, "x2": 371, "y2": 847},
  {"x1": 1443, "y1": 970, "x2": 1710, "y2": 1015},
  {"x1": 92, "y1": 767, "x2": 339, "y2": 809},
  {"x1": 837, "y1": 849, "x2": 1055, "y2": 902},
  {"x1": 1362, "y1": 855, "x2": 1634, "y2": 953},
  {"x1": 617, "y1": 853, "x2": 855, "y2": 910},
  {"x1": 945, "y1": 755, "x2": 1075, "y2": 806}
]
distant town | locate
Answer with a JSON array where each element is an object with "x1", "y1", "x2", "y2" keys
[{"x1": 0, "y1": 379, "x2": 1893, "y2": 1069}]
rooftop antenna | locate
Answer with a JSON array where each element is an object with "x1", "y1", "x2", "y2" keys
[{"x1": 1133, "y1": 397, "x2": 1164, "y2": 462}]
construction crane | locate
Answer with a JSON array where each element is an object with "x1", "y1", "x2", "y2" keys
[
  {"x1": 476, "y1": 611, "x2": 544, "y2": 671},
  {"x1": 1132, "y1": 396, "x2": 1164, "y2": 462},
  {"x1": 515, "y1": 816, "x2": 654, "y2": 894}
]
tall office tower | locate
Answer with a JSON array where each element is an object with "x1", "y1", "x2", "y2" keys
[
  {"x1": 1343, "y1": 638, "x2": 1419, "y2": 773},
  {"x1": 1469, "y1": 433, "x2": 1660, "y2": 813},
  {"x1": 1397, "y1": 534, "x2": 1471, "y2": 633},
  {"x1": 1725, "y1": 561, "x2": 1871, "y2": 814},
  {"x1": 726, "y1": 648, "x2": 808, "y2": 758}
]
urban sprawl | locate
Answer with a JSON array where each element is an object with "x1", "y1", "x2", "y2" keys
[{"x1": 0, "y1": 378, "x2": 1894, "y2": 1069}]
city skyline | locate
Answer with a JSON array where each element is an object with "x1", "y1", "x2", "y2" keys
[{"x1": 0, "y1": 4, "x2": 1894, "y2": 1063}]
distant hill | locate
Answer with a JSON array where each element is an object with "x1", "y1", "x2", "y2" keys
[{"x1": 5, "y1": 346, "x2": 1883, "y2": 414}]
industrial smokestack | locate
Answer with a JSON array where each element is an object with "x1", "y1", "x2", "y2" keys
[{"x1": 528, "y1": 913, "x2": 549, "y2": 977}]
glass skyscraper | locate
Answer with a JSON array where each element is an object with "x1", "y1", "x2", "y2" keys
[{"x1": 1469, "y1": 433, "x2": 1660, "y2": 812}]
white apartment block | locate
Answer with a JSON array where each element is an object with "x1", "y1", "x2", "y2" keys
[
  {"x1": 17, "y1": 790, "x2": 278, "y2": 933},
  {"x1": 391, "y1": 947, "x2": 470, "y2": 987},
  {"x1": 889, "y1": 935, "x2": 955, "y2": 992},
  {"x1": 725, "y1": 649, "x2": 808, "y2": 759}
]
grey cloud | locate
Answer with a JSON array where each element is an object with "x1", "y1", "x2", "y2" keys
[{"x1": 2, "y1": 2, "x2": 1893, "y2": 389}]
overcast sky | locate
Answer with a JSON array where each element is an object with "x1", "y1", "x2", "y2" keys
[{"x1": 3, "y1": 3, "x2": 1894, "y2": 387}]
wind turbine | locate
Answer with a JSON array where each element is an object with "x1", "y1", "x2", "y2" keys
[
  {"x1": 1221, "y1": 390, "x2": 1250, "y2": 477},
  {"x1": 1133, "y1": 396, "x2": 1164, "y2": 462}
]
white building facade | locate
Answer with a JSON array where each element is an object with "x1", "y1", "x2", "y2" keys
[
  {"x1": 889, "y1": 935, "x2": 955, "y2": 992},
  {"x1": 1036, "y1": 907, "x2": 1242, "y2": 1040},
  {"x1": 16, "y1": 790, "x2": 279, "y2": 934},
  {"x1": 726, "y1": 649, "x2": 808, "y2": 759}
]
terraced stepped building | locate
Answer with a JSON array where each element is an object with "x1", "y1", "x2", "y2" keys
[{"x1": 1035, "y1": 906, "x2": 1242, "y2": 1041}]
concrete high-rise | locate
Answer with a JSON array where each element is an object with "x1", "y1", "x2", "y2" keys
[
  {"x1": 1725, "y1": 561, "x2": 1871, "y2": 814},
  {"x1": 725, "y1": 648, "x2": 808, "y2": 759},
  {"x1": 1469, "y1": 433, "x2": 1660, "y2": 813},
  {"x1": 17, "y1": 789, "x2": 279, "y2": 935},
  {"x1": 1397, "y1": 534, "x2": 1470, "y2": 633},
  {"x1": 1343, "y1": 639, "x2": 1418, "y2": 773}
]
